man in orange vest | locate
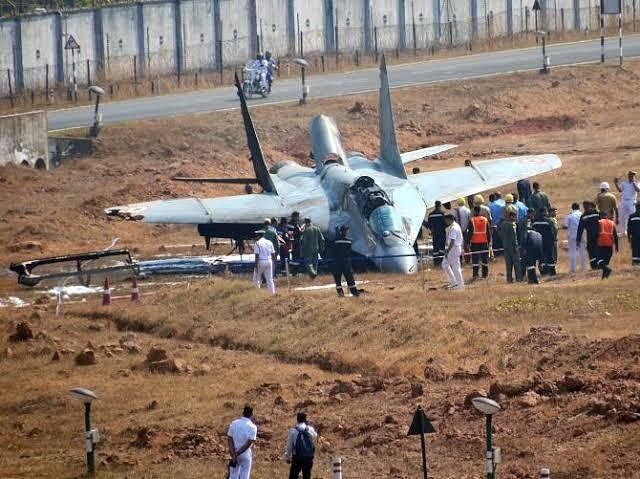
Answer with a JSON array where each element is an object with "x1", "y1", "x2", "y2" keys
[
  {"x1": 596, "y1": 211, "x2": 619, "y2": 279},
  {"x1": 466, "y1": 206, "x2": 492, "y2": 281}
]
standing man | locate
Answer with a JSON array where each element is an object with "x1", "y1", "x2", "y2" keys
[
  {"x1": 532, "y1": 207, "x2": 557, "y2": 275},
  {"x1": 627, "y1": 202, "x2": 640, "y2": 265},
  {"x1": 563, "y1": 202, "x2": 586, "y2": 273},
  {"x1": 473, "y1": 195, "x2": 493, "y2": 223},
  {"x1": 263, "y1": 218, "x2": 279, "y2": 253},
  {"x1": 227, "y1": 405, "x2": 258, "y2": 479},
  {"x1": 330, "y1": 225, "x2": 359, "y2": 297},
  {"x1": 253, "y1": 229, "x2": 276, "y2": 294},
  {"x1": 285, "y1": 412, "x2": 318, "y2": 479},
  {"x1": 615, "y1": 170, "x2": 640, "y2": 236},
  {"x1": 467, "y1": 206, "x2": 491, "y2": 281},
  {"x1": 289, "y1": 211, "x2": 304, "y2": 263},
  {"x1": 517, "y1": 178, "x2": 532, "y2": 206},
  {"x1": 442, "y1": 214, "x2": 464, "y2": 290},
  {"x1": 527, "y1": 182, "x2": 552, "y2": 213},
  {"x1": 595, "y1": 182, "x2": 619, "y2": 224},
  {"x1": 426, "y1": 201, "x2": 447, "y2": 266},
  {"x1": 453, "y1": 198, "x2": 471, "y2": 263},
  {"x1": 499, "y1": 210, "x2": 522, "y2": 282},
  {"x1": 488, "y1": 192, "x2": 505, "y2": 255},
  {"x1": 521, "y1": 225, "x2": 543, "y2": 284},
  {"x1": 596, "y1": 212, "x2": 619, "y2": 278},
  {"x1": 513, "y1": 192, "x2": 528, "y2": 222},
  {"x1": 576, "y1": 201, "x2": 600, "y2": 270},
  {"x1": 277, "y1": 217, "x2": 291, "y2": 274},
  {"x1": 301, "y1": 218, "x2": 324, "y2": 279}
]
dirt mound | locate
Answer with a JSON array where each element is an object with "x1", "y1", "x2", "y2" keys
[{"x1": 509, "y1": 114, "x2": 583, "y2": 134}]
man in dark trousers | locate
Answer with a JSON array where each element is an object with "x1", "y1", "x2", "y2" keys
[
  {"x1": 532, "y1": 207, "x2": 557, "y2": 275},
  {"x1": 467, "y1": 205, "x2": 492, "y2": 280},
  {"x1": 627, "y1": 202, "x2": 640, "y2": 265},
  {"x1": 426, "y1": 201, "x2": 446, "y2": 266},
  {"x1": 285, "y1": 412, "x2": 318, "y2": 479},
  {"x1": 517, "y1": 178, "x2": 532, "y2": 205},
  {"x1": 597, "y1": 211, "x2": 619, "y2": 279},
  {"x1": 576, "y1": 201, "x2": 600, "y2": 270},
  {"x1": 330, "y1": 225, "x2": 359, "y2": 297},
  {"x1": 520, "y1": 225, "x2": 543, "y2": 284}
]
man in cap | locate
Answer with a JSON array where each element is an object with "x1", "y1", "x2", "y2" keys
[
  {"x1": 563, "y1": 202, "x2": 586, "y2": 273},
  {"x1": 329, "y1": 224, "x2": 359, "y2": 297},
  {"x1": 253, "y1": 229, "x2": 277, "y2": 294},
  {"x1": 499, "y1": 210, "x2": 522, "y2": 282},
  {"x1": 426, "y1": 201, "x2": 447, "y2": 266},
  {"x1": 595, "y1": 182, "x2": 618, "y2": 224},
  {"x1": 627, "y1": 202, "x2": 640, "y2": 265},
  {"x1": 596, "y1": 211, "x2": 619, "y2": 279},
  {"x1": 614, "y1": 170, "x2": 640, "y2": 236},
  {"x1": 301, "y1": 218, "x2": 324, "y2": 279},
  {"x1": 502, "y1": 193, "x2": 518, "y2": 220},
  {"x1": 526, "y1": 182, "x2": 551, "y2": 213},
  {"x1": 576, "y1": 201, "x2": 600, "y2": 270},
  {"x1": 453, "y1": 198, "x2": 471, "y2": 262},
  {"x1": 473, "y1": 194, "x2": 492, "y2": 222},
  {"x1": 467, "y1": 206, "x2": 491, "y2": 281},
  {"x1": 442, "y1": 214, "x2": 464, "y2": 290}
]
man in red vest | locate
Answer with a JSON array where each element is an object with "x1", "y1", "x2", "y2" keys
[
  {"x1": 466, "y1": 206, "x2": 492, "y2": 281},
  {"x1": 596, "y1": 211, "x2": 619, "y2": 279}
]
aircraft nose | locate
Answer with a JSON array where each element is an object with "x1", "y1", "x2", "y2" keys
[{"x1": 376, "y1": 244, "x2": 418, "y2": 274}]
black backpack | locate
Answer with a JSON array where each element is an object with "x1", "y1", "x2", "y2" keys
[{"x1": 294, "y1": 426, "x2": 315, "y2": 459}]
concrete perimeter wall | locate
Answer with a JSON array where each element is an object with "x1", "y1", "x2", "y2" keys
[
  {"x1": 0, "y1": 0, "x2": 635, "y2": 94},
  {"x1": 0, "y1": 110, "x2": 49, "y2": 169}
]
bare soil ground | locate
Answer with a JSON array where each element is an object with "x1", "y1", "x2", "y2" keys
[{"x1": 1, "y1": 60, "x2": 640, "y2": 479}]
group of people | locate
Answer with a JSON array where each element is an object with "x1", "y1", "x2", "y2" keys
[
  {"x1": 227, "y1": 406, "x2": 318, "y2": 479},
  {"x1": 248, "y1": 51, "x2": 278, "y2": 92},
  {"x1": 253, "y1": 213, "x2": 359, "y2": 297},
  {"x1": 430, "y1": 171, "x2": 640, "y2": 288}
]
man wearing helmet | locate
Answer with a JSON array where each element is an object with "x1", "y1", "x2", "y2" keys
[
  {"x1": 330, "y1": 225, "x2": 359, "y2": 297},
  {"x1": 252, "y1": 53, "x2": 269, "y2": 91},
  {"x1": 264, "y1": 51, "x2": 277, "y2": 92},
  {"x1": 595, "y1": 181, "x2": 618, "y2": 224}
]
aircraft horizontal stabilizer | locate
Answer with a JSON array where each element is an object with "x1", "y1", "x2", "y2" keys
[
  {"x1": 172, "y1": 176, "x2": 259, "y2": 184},
  {"x1": 401, "y1": 144, "x2": 458, "y2": 164},
  {"x1": 409, "y1": 154, "x2": 561, "y2": 208}
]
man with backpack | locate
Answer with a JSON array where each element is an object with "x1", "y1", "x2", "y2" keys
[{"x1": 284, "y1": 412, "x2": 318, "y2": 479}]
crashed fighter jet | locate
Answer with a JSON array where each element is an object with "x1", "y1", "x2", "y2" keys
[{"x1": 106, "y1": 57, "x2": 561, "y2": 274}]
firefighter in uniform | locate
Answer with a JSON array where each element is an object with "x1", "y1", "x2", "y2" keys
[
  {"x1": 426, "y1": 201, "x2": 446, "y2": 266},
  {"x1": 499, "y1": 210, "x2": 522, "y2": 282},
  {"x1": 466, "y1": 206, "x2": 491, "y2": 281},
  {"x1": 521, "y1": 225, "x2": 543, "y2": 284},
  {"x1": 576, "y1": 201, "x2": 600, "y2": 270},
  {"x1": 628, "y1": 202, "x2": 640, "y2": 265},
  {"x1": 532, "y1": 207, "x2": 557, "y2": 275},
  {"x1": 330, "y1": 225, "x2": 359, "y2": 297},
  {"x1": 596, "y1": 212, "x2": 619, "y2": 278}
]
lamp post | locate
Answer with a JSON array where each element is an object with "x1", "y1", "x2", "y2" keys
[
  {"x1": 472, "y1": 396, "x2": 501, "y2": 479},
  {"x1": 88, "y1": 85, "x2": 105, "y2": 137},
  {"x1": 535, "y1": 30, "x2": 550, "y2": 73},
  {"x1": 294, "y1": 58, "x2": 309, "y2": 105},
  {"x1": 70, "y1": 387, "x2": 99, "y2": 476}
]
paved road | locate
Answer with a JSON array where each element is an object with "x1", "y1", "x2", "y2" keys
[{"x1": 48, "y1": 35, "x2": 640, "y2": 131}]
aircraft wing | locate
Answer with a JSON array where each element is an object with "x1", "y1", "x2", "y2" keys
[
  {"x1": 106, "y1": 193, "x2": 287, "y2": 224},
  {"x1": 401, "y1": 144, "x2": 458, "y2": 164},
  {"x1": 409, "y1": 154, "x2": 561, "y2": 208}
]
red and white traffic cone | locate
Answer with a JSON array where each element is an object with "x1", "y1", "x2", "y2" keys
[
  {"x1": 130, "y1": 276, "x2": 140, "y2": 301},
  {"x1": 102, "y1": 277, "x2": 111, "y2": 306}
]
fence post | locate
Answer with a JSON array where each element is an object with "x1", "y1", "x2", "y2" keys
[
  {"x1": 561, "y1": 8, "x2": 565, "y2": 32},
  {"x1": 7, "y1": 69, "x2": 13, "y2": 108},
  {"x1": 335, "y1": 25, "x2": 339, "y2": 66},
  {"x1": 525, "y1": 7, "x2": 530, "y2": 33},
  {"x1": 355, "y1": 50, "x2": 359, "y2": 66},
  {"x1": 87, "y1": 59, "x2": 91, "y2": 100},
  {"x1": 299, "y1": 30, "x2": 304, "y2": 57},
  {"x1": 374, "y1": 26, "x2": 378, "y2": 61},
  {"x1": 321, "y1": 55, "x2": 325, "y2": 72},
  {"x1": 45, "y1": 64, "x2": 49, "y2": 105},
  {"x1": 134, "y1": 55, "x2": 137, "y2": 84}
]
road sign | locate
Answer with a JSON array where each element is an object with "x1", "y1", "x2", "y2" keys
[
  {"x1": 532, "y1": 0, "x2": 541, "y2": 11},
  {"x1": 64, "y1": 35, "x2": 81, "y2": 51},
  {"x1": 408, "y1": 406, "x2": 435, "y2": 435}
]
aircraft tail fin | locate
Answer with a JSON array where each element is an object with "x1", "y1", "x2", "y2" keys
[
  {"x1": 234, "y1": 73, "x2": 278, "y2": 194},
  {"x1": 378, "y1": 55, "x2": 407, "y2": 180}
]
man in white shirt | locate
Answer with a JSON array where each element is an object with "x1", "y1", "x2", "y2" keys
[
  {"x1": 442, "y1": 214, "x2": 464, "y2": 290},
  {"x1": 253, "y1": 229, "x2": 276, "y2": 294},
  {"x1": 227, "y1": 405, "x2": 258, "y2": 479},
  {"x1": 563, "y1": 202, "x2": 586, "y2": 273},
  {"x1": 615, "y1": 170, "x2": 640, "y2": 236},
  {"x1": 284, "y1": 412, "x2": 318, "y2": 479}
]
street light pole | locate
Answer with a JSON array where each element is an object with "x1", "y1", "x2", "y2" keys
[
  {"x1": 485, "y1": 413, "x2": 494, "y2": 479},
  {"x1": 70, "y1": 388, "x2": 99, "y2": 477},
  {"x1": 472, "y1": 397, "x2": 501, "y2": 479}
]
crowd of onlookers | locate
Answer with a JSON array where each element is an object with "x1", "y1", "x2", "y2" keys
[{"x1": 425, "y1": 171, "x2": 640, "y2": 289}]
